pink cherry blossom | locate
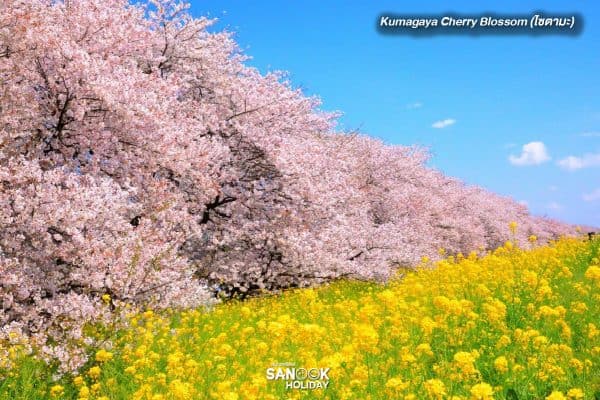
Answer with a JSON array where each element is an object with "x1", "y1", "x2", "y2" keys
[{"x1": 0, "y1": 0, "x2": 576, "y2": 370}]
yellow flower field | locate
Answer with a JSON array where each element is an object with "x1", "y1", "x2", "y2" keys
[{"x1": 1, "y1": 236, "x2": 599, "y2": 399}]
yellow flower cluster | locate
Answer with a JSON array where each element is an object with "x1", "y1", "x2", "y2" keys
[{"x1": 24, "y1": 236, "x2": 600, "y2": 399}]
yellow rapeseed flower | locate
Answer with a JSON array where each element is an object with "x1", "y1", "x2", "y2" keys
[
  {"x1": 95, "y1": 349, "x2": 113, "y2": 363},
  {"x1": 584, "y1": 265, "x2": 600, "y2": 283},
  {"x1": 87, "y1": 366, "x2": 101, "y2": 380},
  {"x1": 27, "y1": 237, "x2": 595, "y2": 400},
  {"x1": 415, "y1": 343, "x2": 434, "y2": 357},
  {"x1": 385, "y1": 377, "x2": 408, "y2": 391},
  {"x1": 566, "y1": 388, "x2": 585, "y2": 399},
  {"x1": 529, "y1": 234, "x2": 537, "y2": 243},
  {"x1": 494, "y1": 356, "x2": 508, "y2": 373},
  {"x1": 424, "y1": 379, "x2": 447, "y2": 399},
  {"x1": 546, "y1": 391, "x2": 567, "y2": 400},
  {"x1": 78, "y1": 385, "x2": 90, "y2": 399},
  {"x1": 470, "y1": 382, "x2": 494, "y2": 400},
  {"x1": 50, "y1": 385, "x2": 64, "y2": 398}
]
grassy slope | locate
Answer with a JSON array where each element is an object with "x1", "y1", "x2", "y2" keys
[{"x1": 1, "y1": 237, "x2": 599, "y2": 400}]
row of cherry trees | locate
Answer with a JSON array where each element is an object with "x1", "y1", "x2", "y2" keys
[{"x1": 0, "y1": 0, "x2": 575, "y2": 369}]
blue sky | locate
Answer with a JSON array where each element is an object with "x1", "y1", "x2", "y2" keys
[{"x1": 189, "y1": 0, "x2": 599, "y2": 227}]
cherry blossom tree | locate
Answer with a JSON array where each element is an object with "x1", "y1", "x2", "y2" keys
[{"x1": 0, "y1": 0, "x2": 576, "y2": 369}]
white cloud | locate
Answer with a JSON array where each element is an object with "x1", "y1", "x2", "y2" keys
[
  {"x1": 508, "y1": 141, "x2": 551, "y2": 166},
  {"x1": 546, "y1": 201, "x2": 563, "y2": 211},
  {"x1": 580, "y1": 132, "x2": 600, "y2": 137},
  {"x1": 406, "y1": 102, "x2": 423, "y2": 109},
  {"x1": 548, "y1": 185, "x2": 558, "y2": 192},
  {"x1": 432, "y1": 118, "x2": 456, "y2": 129},
  {"x1": 583, "y1": 188, "x2": 600, "y2": 202},
  {"x1": 557, "y1": 153, "x2": 600, "y2": 171},
  {"x1": 557, "y1": 156, "x2": 583, "y2": 170}
]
